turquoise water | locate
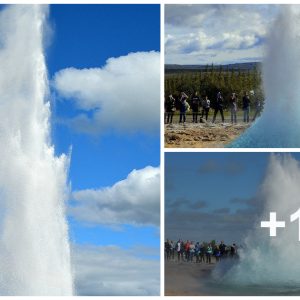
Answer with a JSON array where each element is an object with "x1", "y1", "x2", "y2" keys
[
  {"x1": 229, "y1": 113, "x2": 300, "y2": 148},
  {"x1": 203, "y1": 280, "x2": 300, "y2": 296},
  {"x1": 230, "y1": 6, "x2": 300, "y2": 148}
]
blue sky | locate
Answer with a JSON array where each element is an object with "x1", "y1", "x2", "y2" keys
[
  {"x1": 165, "y1": 4, "x2": 280, "y2": 65},
  {"x1": 165, "y1": 152, "x2": 300, "y2": 244},
  {"x1": 48, "y1": 5, "x2": 160, "y2": 188},
  {"x1": 44, "y1": 4, "x2": 160, "y2": 296}
]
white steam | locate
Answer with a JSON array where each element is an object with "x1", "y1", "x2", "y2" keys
[
  {"x1": 232, "y1": 5, "x2": 300, "y2": 147},
  {"x1": 0, "y1": 5, "x2": 73, "y2": 295},
  {"x1": 225, "y1": 154, "x2": 300, "y2": 286}
]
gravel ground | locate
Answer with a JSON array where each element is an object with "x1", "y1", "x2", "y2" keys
[{"x1": 164, "y1": 122, "x2": 251, "y2": 148}]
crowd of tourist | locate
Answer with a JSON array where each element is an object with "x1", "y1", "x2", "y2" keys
[
  {"x1": 165, "y1": 90, "x2": 261, "y2": 124},
  {"x1": 165, "y1": 239, "x2": 239, "y2": 263}
]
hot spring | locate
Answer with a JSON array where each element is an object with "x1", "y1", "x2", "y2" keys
[
  {"x1": 0, "y1": 5, "x2": 73, "y2": 295},
  {"x1": 206, "y1": 154, "x2": 300, "y2": 295},
  {"x1": 231, "y1": 6, "x2": 300, "y2": 148}
]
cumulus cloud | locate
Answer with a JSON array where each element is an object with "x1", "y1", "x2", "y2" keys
[
  {"x1": 222, "y1": 32, "x2": 262, "y2": 50},
  {"x1": 52, "y1": 51, "x2": 160, "y2": 135},
  {"x1": 165, "y1": 4, "x2": 279, "y2": 64},
  {"x1": 69, "y1": 166, "x2": 160, "y2": 227},
  {"x1": 73, "y1": 244, "x2": 160, "y2": 296},
  {"x1": 166, "y1": 31, "x2": 217, "y2": 54}
]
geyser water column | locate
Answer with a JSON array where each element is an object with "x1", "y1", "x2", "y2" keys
[
  {"x1": 0, "y1": 5, "x2": 73, "y2": 295},
  {"x1": 231, "y1": 6, "x2": 300, "y2": 147},
  {"x1": 222, "y1": 155, "x2": 300, "y2": 290}
]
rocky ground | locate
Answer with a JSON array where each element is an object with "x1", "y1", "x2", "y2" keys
[{"x1": 165, "y1": 122, "x2": 251, "y2": 148}]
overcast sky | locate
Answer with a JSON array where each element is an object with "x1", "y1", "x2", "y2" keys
[
  {"x1": 165, "y1": 152, "x2": 300, "y2": 245},
  {"x1": 165, "y1": 4, "x2": 280, "y2": 65}
]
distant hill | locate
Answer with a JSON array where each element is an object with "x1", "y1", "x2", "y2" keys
[{"x1": 165, "y1": 62, "x2": 262, "y2": 73}]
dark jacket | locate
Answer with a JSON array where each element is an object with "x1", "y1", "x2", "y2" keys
[
  {"x1": 191, "y1": 95, "x2": 201, "y2": 112},
  {"x1": 166, "y1": 97, "x2": 175, "y2": 112},
  {"x1": 216, "y1": 95, "x2": 224, "y2": 109},
  {"x1": 242, "y1": 95, "x2": 250, "y2": 109},
  {"x1": 229, "y1": 96, "x2": 237, "y2": 108}
]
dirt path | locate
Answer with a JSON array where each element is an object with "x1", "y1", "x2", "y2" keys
[
  {"x1": 165, "y1": 260, "x2": 216, "y2": 296},
  {"x1": 165, "y1": 122, "x2": 250, "y2": 148}
]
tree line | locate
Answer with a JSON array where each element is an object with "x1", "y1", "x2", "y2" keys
[{"x1": 165, "y1": 64, "x2": 265, "y2": 110}]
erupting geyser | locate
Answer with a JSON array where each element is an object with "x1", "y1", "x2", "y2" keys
[
  {"x1": 219, "y1": 154, "x2": 300, "y2": 293},
  {"x1": 231, "y1": 6, "x2": 300, "y2": 147},
  {"x1": 0, "y1": 5, "x2": 73, "y2": 295}
]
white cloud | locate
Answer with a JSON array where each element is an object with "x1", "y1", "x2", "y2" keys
[
  {"x1": 72, "y1": 244, "x2": 160, "y2": 296},
  {"x1": 166, "y1": 31, "x2": 218, "y2": 55},
  {"x1": 165, "y1": 4, "x2": 279, "y2": 64},
  {"x1": 69, "y1": 166, "x2": 160, "y2": 227},
  {"x1": 52, "y1": 51, "x2": 160, "y2": 135},
  {"x1": 222, "y1": 32, "x2": 259, "y2": 49}
]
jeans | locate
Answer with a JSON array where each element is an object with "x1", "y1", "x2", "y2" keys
[
  {"x1": 202, "y1": 108, "x2": 210, "y2": 120},
  {"x1": 231, "y1": 107, "x2": 237, "y2": 123},
  {"x1": 244, "y1": 107, "x2": 250, "y2": 123},
  {"x1": 179, "y1": 112, "x2": 186, "y2": 123},
  {"x1": 166, "y1": 112, "x2": 174, "y2": 123}
]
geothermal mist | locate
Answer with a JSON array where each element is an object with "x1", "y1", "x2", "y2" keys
[
  {"x1": 0, "y1": 5, "x2": 73, "y2": 295},
  {"x1": 222, "y1": 155, "x2": 300, "y2": 288},
  {"x1": 231, "y1": 6, "x2": 300, "y2": 147}
]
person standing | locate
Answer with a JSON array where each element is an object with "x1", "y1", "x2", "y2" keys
[
  {"x1": 242, "y1": 92, "x2": 251, "y2": 123},
  {"x1": 191, "y1": 92, "x2": 201, "y2": 123},
  {"x1": 165, "y1": 239, "x2": 171, "y2": 260},
  {"x1": 214, "y1": 246, "x2": 221, "y2": 262},
  {"x1": 206, "y1": 244, "x2": 213, "y2": 264},
  {"x1": 176, "y1": 239, "x2": 182, "y2": 262},
  {"x1": 201, "y1": 95, "x2": 211, "y2": 121},
  {"x1": 195, "y1": 242, "x2": 200, "y2": 263},
  {"x1": 189, "y1": 241, "x2": 195, "y2": 262},
  {"x1": 184, "y1": 240, "x2": 191, "y2": 262},
  {"x1": 165, "y1": 94, "x2": 176, "y2": 124},
  {"x1": 200, "y1": 243, "x2": 205, "y2": 262},
  {"x1": 252, "y1": 96, "x2": 261, "y2": 121},
  {"x1": 219, "y1": 241, "x2": 226, "y2": 259},
  {"x1": 170, "y1": 240, "x2": 175, "y2": 260},
  {"x1": 229, "y1": 93, "x2": 238, "y2": 124},
  {"x1": 212, "y1": 91, "x2": 225, "y2": 123},
  {"x1": 179, "y1": 92, "x2": 189, "y2": 124}
]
